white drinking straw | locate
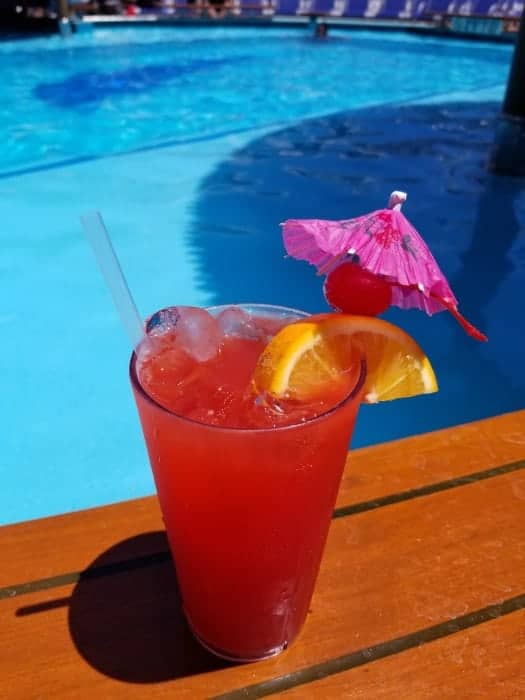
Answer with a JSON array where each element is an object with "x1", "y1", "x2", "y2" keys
[{"x1": 80, "y1": 211, "x2": 145, "y2": 349}]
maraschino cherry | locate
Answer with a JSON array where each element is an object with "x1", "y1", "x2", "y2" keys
[{"x1": 323, "y1": 261, "x2": 392, "y2": 317}]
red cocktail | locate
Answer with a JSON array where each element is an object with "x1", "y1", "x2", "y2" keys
[{"x1": 130, "y1": 304, "x2": 364, "y2": 661}]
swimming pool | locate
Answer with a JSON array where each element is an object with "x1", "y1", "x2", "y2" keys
[{"x1": 1, "y1": 25, "x2": 524, "y2": 525}]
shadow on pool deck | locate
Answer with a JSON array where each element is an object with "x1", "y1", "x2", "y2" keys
[{"x1": 187, "y1": 99, "x2": 525, "y2": 444}]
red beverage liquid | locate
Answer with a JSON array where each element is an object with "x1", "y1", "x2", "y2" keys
[{"x1": 130, "y1": 305, "x2": 364, "y2": 661}]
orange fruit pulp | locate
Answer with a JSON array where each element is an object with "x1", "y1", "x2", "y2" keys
[{"x1": 252, "y1": 313, "x2": 438, "y2": 405}]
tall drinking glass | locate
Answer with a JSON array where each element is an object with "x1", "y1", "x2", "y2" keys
[{"x1": 130, "y1": 304, "x2": 364, "y2": 662}]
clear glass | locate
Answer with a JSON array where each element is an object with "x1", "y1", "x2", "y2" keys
[{"x1": 129, "y1": 304, "x2": 364, "y2": 662}]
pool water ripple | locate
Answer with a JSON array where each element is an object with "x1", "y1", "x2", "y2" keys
[{"x1": 0, "y1": 26, "x2": 512, "y2": 174}]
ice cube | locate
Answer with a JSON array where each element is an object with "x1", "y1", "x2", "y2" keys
[
  {"x1": 145, "y1": 307, "x2": 181, "y2": 337},
  {"x1": 144, "y1": 306, "x2": 221, "y2": 362},
  {"x1": 216, "y1": 306, "x2": 260, "y2": 339},
  {"x1": 175, "y1": 306, "x2": 221, "y2": 362}
]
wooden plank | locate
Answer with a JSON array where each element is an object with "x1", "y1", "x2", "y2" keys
[
  {"x1": 0, "y1": 496, "x2": 164, "y2": 588},
  {"x1": 339, "y1": 408, "x2": 525, "y2": 506},
  {"x1": 1, "y1": 472, "x2": 524, "y2": 699},
  {"x1": 2, "y1": 410, "x2": 524, "y2": 588},
  {"x1": 273, "y1": 610, "x2": 525, "y2": 699}
]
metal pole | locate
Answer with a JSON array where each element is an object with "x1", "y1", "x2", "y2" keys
[
  {"x1": 488, "y1": 8, "x2": 525, "y2": 177},
  {"x1": 502, "y1": 9, "x2": 525, "y2": 118},
  {"x1": 58, "y1": 0, "x2": 69, "y2": 18},
  {"x1": 489, "y1": 8, "x2": 525, "y2": 175},
  {"x1": 57, "y1": 0, "x2": 74, "y2": 36}
]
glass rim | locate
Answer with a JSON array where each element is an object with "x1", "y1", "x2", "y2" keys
[{"x1": 129, "y1": 303, "x2": 366, "y2": 434}]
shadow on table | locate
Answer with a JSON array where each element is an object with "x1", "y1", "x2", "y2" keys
[
  {"x1": 69, "y1": 532, "x2": 227, "y2": 683},
  {"x1": 64, "y1": 532, "x2": 229, "y2": 683}
]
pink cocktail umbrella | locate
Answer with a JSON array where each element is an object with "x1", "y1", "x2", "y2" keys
[{"x1": 282, "y1": 191, "x2": 487, "y2": 341}]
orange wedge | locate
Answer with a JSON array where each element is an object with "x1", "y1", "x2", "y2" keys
[{"x1": 252, "y1": 313, "x2": 438, "y2": 404}]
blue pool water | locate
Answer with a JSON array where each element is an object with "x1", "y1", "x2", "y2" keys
[{"x1": 1, "y1": 25, "x2": 524, "y2": 525}]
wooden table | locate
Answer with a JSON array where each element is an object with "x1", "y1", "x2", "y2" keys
[{"x1": 2, "y1": 410, "x2": 525, "y2": 699}]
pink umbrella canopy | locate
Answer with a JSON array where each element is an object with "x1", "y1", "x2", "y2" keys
[{"x1": 282, "y1": 191, "x2": 487, "y2": 341}]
